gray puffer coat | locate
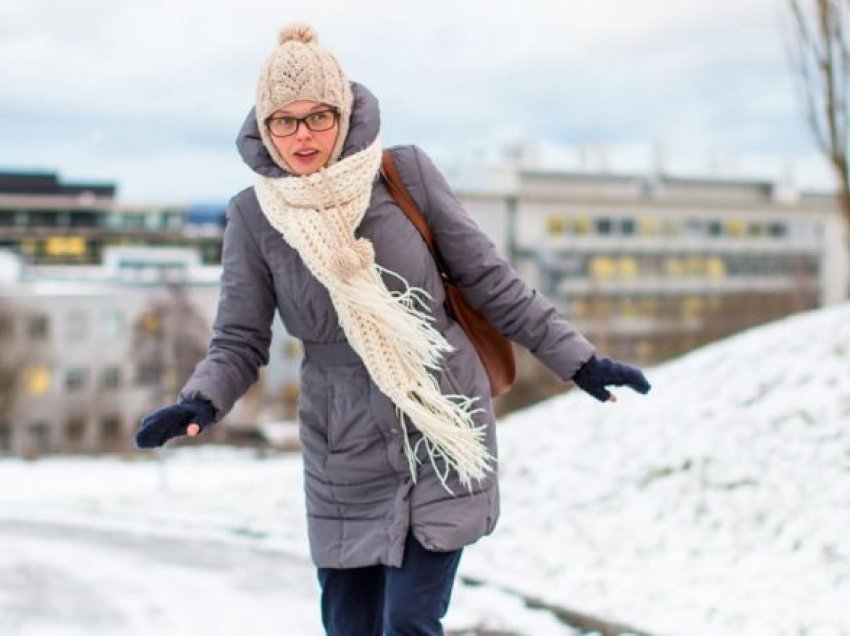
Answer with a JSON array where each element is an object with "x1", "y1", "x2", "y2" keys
[{"x1": 179, "y1": 82, "x2": 595, "y2": 568}]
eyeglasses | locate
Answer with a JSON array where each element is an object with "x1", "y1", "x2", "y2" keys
[{"x1": 265, "y1": 109, "x2": 339, "y2": 138}]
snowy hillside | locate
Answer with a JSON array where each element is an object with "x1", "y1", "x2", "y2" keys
[
  {"x1": 1, "y1": 302, "x2": 849, "y2": 635},
  {"x1": 468, "y1": 301, "x2": 850, "y2": 635}
]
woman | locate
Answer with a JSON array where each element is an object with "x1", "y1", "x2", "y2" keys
[{"x1": 134, "y1": 23, "x2": 650, "y2": 636}]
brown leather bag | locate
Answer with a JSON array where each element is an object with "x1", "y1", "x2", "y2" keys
[{"x1": 380, "y1": 150, "x2": 516, "y2": 397}]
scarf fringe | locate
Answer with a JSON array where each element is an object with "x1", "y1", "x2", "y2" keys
[
  {"x1": 335, "y1": 267, "x2": 493, "y2": 489},
  {"x1": 395, "y1": 391, "x2": 490, "y2": 492}
]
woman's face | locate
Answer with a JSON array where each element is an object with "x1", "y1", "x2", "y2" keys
[{"x1": 267, "y1": 100, "x2": 340, "y2": 176}]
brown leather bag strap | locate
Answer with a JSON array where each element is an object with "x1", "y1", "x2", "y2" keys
[
  {"x1": 379, "y1": 150, "x2": 516, "y2": 397},
  {"x1": 380, "y1": 150, "x2": 449, "y2": 276}
]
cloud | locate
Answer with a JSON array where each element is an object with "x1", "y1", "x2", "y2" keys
[{"x1": 0, "y1": 0, "x2": 829, "y2": 200}]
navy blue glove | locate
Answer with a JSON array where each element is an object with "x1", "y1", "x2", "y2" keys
[
  {"x1": 572, "y1": 355, "x2": 651, "y2": 402},
  {"x1": 134, "y1": 398, "x2": 216, "y2": 449}
]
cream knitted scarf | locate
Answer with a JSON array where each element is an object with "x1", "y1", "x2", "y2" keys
[{"x1": 254, "y1": 139, "x2": 492, "y2": 490}]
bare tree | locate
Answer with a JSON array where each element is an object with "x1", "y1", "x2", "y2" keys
[
  {"x1": 787, "y1": 0, "x2": 850, "y2": 250},
  {"x1": 132, "y1": 283, "x2": 209, "y2": 406},
  {"x1": 0, "y1": 302, "x2": 17, "y2": 433},
  {"x1": 0, "y1": 299, "x2": 38, "y2": 455}
]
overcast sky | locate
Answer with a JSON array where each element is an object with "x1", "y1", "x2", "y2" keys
[{"x1": 0, "y1": 0, "x2": 836, "y2": 203}]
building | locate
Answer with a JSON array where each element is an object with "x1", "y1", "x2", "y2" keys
[
  {"x1": 2, "y1": 164, "x2": 846, "y2": 453},
  {"x1": 0, "y1": 171, "x2": 224, "y2": 266},
  {"x1": 0, "y1": 247, "x2": 301, "y2": 457},
  {"x1": 0, "y1": 169, "x2": 299, "y2": 457},
  {"x1": 458, "y1": 168, "x2": 848, "y2": 369}
]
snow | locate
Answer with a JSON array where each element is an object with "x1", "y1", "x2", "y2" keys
[
  {"x1": 0, "y1": 449, "x2": 573, "y2": 635},
  {"x1": 469, "y1": 301, "x2": 850, "y2": 635},
  {"x1": 2, "y1": 302, "x2": 849, "y2": 635},
  {"x1": 1, "y1": 523, "x2": 321, "y2": 636}
]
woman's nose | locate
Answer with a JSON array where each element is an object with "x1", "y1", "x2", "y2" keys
[{"x1": 294, "y1": 121, "x2": 314, "y2": 141}]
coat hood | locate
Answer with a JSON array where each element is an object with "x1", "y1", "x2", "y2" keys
[{"x1": 236, "y1": 81, "x2": 381, "y2": 178}]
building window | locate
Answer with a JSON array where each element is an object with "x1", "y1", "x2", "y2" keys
[
  {"x1": 662, "y1": 220, "x2": 681, "y2": 236},
  {"x1": 736, "y1": 255, "x2": 759, "y2": 275},
  {"x1": 706, "y1": 257, "x2": 726, "y2": 278},
  {"x1": 101, "y1": 366, "x2": 122, "y2": 390},
  {"x1": 588, "y1": 298, "x2": 615, "y2": 317},
  {"x1": 0, "y1": 421, "x2": 10, "y2": 452},
  {"x1": 0, "y1": 315, "x2": 12, "y2": 340},
  {"x1": 23, "y1": 366, "x2": 51, "y2": 396},
  {"x1": 768, "y1": 222, "x2": 787, "y2": 238},
  {"x1": 770, "y1": 255, "x2": 791, "y2": 274},
  {"x1": 67, "y1": 311, "x2": 88, "y2": 341},
  {"x1": 29, "y1": 314, "x2": 50, "y2": 340},
  {"x1": 546, "y1": 215, "x2": 567, "y2": 235},
  {"x1": 123, "y1": 214, "x2": 147, "y2": 230},
  {"x1": 618, "y1": 257, "x2": 639, "y2": 278},
  {"x1": 639, "y1": 218, "x2": 661, "y2": 236},
  {"x1": 0, "y1": 368, "x2": 13, "y2": 393},
  {"x1": 683, "y1": 219, "x2": 703, "y2": 237},
  {"x1": 634, "y1": 339, "x2": 653, "y2": 361},
  {"x1": 136, "y1": 363, "x2": 162, "y2": 386},
  {"x1": 681, "y1": 296, "x2": 704, "y2": 317},
  {"x1": 589, "y1": 256, "x2": 617, "y2": 279},
  {"x1": 595, "y1": 218, "x2": 613, "y2": 235},
  {"x1": 665, "y1": 257, "x2": 685, "y2": 277},
  {"x1": 685, "y1": 256, "x2": 704, "y2": 276},
  {"x1": 65, "y1": 367, "x2": 89, "y2": 392},
  {"x1": 101, "y1": 416, "x2": 122, "y2": 442},
  {"x1": 201, "y1": 240, "x2": 223, "y2": 265},
  {"x1": 639, "y1": 297, "x2": 660, "y2": 316},
  {"x1": 28, "y1": 422, "x2": 50, "y2": 454},
  {"x1": 103, "y1": 310, "x2": 124, "y2": 339},
  {"x1": 569, "y1": 299, "x2": 589, "y2": 319},
  {"x1": 28, "y1": 211, "x2": 60, "y2": 228},
  {"x1": 20, "y1": 238, "x2": 37, "y2": 256},
  {"x1": 572, "y1": 218, "x2": 592, "y2": 235},
  {"x1": 69, "y1": 211, "x2": 99, "y2": 228},
  {"x1": 163, "y1": 212, "x2": 184, "y2": 231},
  {"x1": 620, "y1": 218, "x2": 636, "y2": 235},
  {"x1": 136, "y1": 311, "x2": 161, "y2": 336},
  {"x1": 45, "y1": 236, "x2": 87, "y2": 258},
  {"x1": 789, "y1": 221, "x2": 820, "y2": 241},
  {"x1": 617, "y1": 297, "x2": 639, "y2": 318},
  {"x1": 724, "y1": 220, "x2": 746, "y2": 237},
  {"x1": 66, "y1": 418, "x2": 86, "y2": 445},
  {"x1": 707, "y1": 221, "x2": 722, "y2": 237},
  {"x1": 794, "y1": 255, "x2": 819, "y2": 276}
]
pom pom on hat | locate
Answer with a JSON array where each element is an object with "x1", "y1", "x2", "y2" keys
[
  {"x1": 256, "y1": 22, "x2": 353, "y2": 173},
  {"x1": 278, "y1": 23, "x2": 318, "y2": 45}
]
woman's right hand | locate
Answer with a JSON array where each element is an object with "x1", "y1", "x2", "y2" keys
[{"x1": 134, "y1": 398, "x2": 216, "y2": 449}]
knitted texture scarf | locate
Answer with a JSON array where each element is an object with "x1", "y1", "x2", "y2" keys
[{"x1": 254, "y1": 139, "x2": 492, "y2": 490}]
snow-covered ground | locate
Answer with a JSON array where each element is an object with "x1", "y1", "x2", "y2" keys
[
  {"x1": 2, "y1": 302, "x2": 849, "y2": 635},
  {"x1": 0, "y1": 450, "x2": 568, "y2": 635},
  {"x1": 468, "y1": 301, "x2": 850, "y2": 635}
]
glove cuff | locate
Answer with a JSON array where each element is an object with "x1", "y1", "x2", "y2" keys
[
  {"x1": 179, "y1": 397, "x2": 216, "y2": 428},
  {"x1": 572, "y1": 354, "x2": 599, "y2": 380}
]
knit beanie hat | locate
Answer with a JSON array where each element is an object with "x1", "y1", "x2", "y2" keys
[{"x1": 255, "y1": 23, "x2": 353, "y2": 173}]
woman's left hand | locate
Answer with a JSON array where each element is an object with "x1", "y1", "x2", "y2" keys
[{"x1": 571, "y1": 355, "x2": 651, "y2": 402}]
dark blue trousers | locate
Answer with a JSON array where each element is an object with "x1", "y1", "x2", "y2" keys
[{"x1": 317, "y1": 533, "x2": 462, "y2": 636}]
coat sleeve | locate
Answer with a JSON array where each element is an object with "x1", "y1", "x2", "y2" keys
[
  {"x1": 178, "y1": 195, "x2": 275, "y2": 420},
  {"x1": 403, "y1": 145, "x2": 595, "y2": 381}
]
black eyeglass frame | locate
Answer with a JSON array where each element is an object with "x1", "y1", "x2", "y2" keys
[{"x1": 264, "y1": 109, "x2": 340, "y2": 138}]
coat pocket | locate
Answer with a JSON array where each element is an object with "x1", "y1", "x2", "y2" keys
[{"x1": 325, "y1": 365, "x2": 384, "y2": 453}]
